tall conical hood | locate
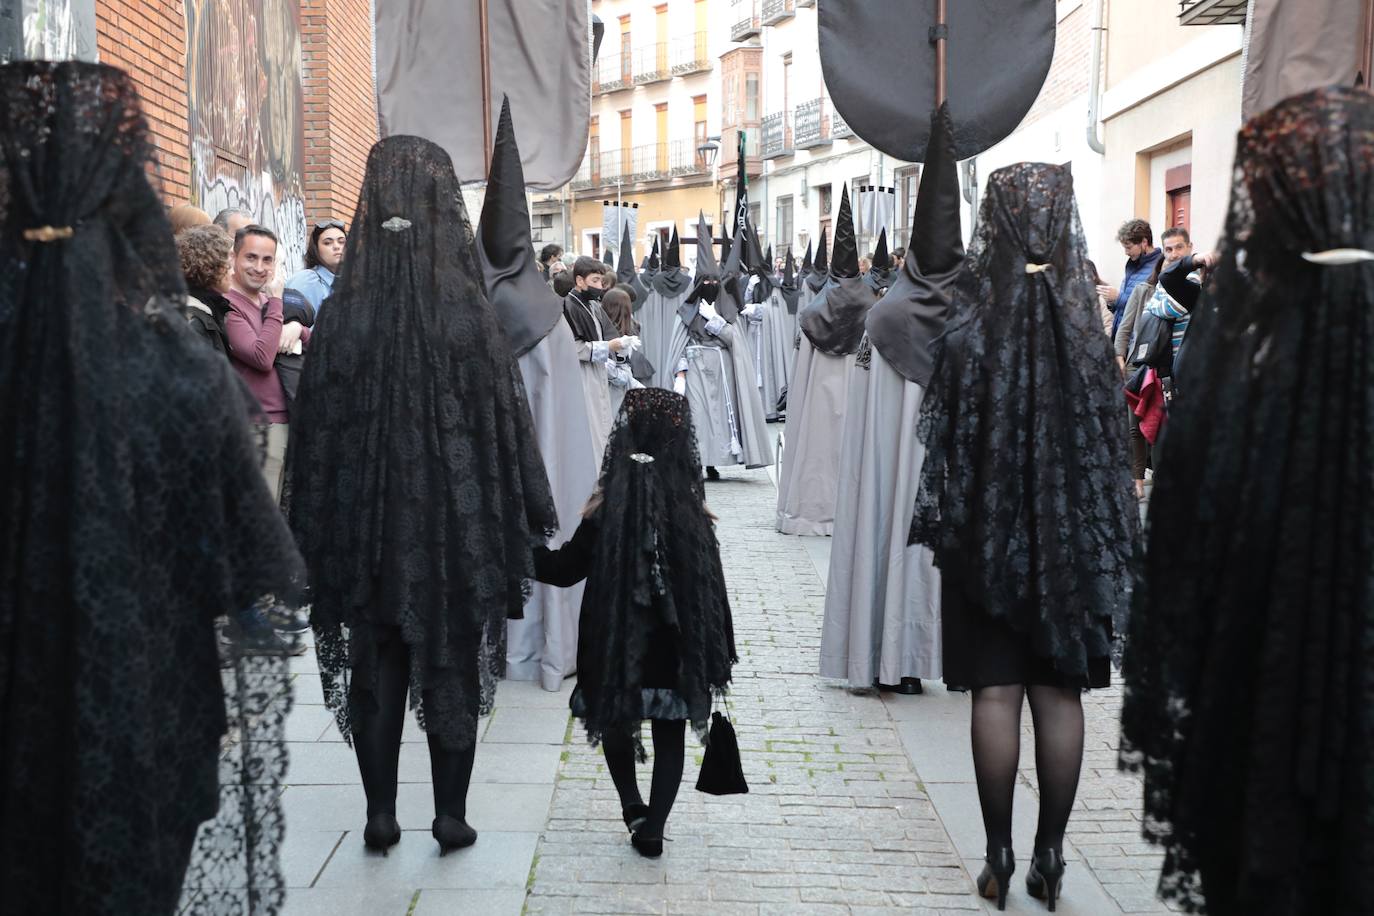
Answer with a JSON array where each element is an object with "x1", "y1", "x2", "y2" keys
[
  {"x1": 617, "y1": 221, "x2": 649, "y2": 305},
  {"x1": 866, "y1": 103, "x2": 965, "y2": 385},
  {"x1": 477, "y1": 95, "x2": 563, "y2": 357},
  {"x1": 648, "y1": 236, "x2": 661, "y2": 270},
  {"x1": 806, "y1": 228, "x2": 829, "y2": 293},
  {"x1": 801, "y1": 239, "x2": 814, "y2": 273},
  {"x1": 783, "y1": 248, "x2": 796, "y2": 284},
  {"x1": 720, "y1": 227, "x2": 749, "y2": 321},
  {"x1": 602, "y1": 245, "x2": 614, "y2": 267},
  {"x1": 780, "y1": 247, "x2": 801, "y2": 313},
  {"x1": 765, "y1": 244, "x2": 774, "y2": 271},
  {"x1": 813, "y1": 227, "x2": 829, "y2": 273},
  {"x1": 872, "y1": 229, "x2": 891, "y2": 269},
  {"x1": 665, "y1": 226, "x2": 681, "y2": 269},
  {"x1": 863, "y1": 227, "x2": 895, "y2": 293},
  {"x1": 682, "y1": 212, "x2": 729, "y2": 325},
  {"x1": 693, "y1": 212, "x2": 720, "y2": 279},
  {"x1": 830, "y1": 184, "x2": 859, "y2": 279}
]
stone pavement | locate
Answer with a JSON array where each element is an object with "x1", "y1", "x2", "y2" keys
[{"x1": 274, "y1": 463, "x2": 1176, "y2": 915}]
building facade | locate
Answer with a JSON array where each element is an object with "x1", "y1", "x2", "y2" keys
[
  {"x1": 6, "y1": 0, "x2": 378, "y2": 272},
  {"x1": 570, "y1": 0, "x2": 722, "y2": 268}
]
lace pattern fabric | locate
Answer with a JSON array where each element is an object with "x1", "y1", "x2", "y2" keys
[
  {"x1": 286, "y1": 136, "x2": 557, "y2": 753},
  {"x1": 1119, "y1": 87, "x2": 1374, "y2": 914},
  {"x1": 0, "y1": 62, "x2": 303, "y2": 914},
  {"x1": 909, "y1": 162, "x2": 1136, "y2": 679}
]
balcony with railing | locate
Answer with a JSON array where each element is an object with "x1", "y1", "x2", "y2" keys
[
  {"x1": 633, "y1": 32, "x2": 711, "y2": 85},
  {"x1": 830, "y1": 106, "x2": 854, "y2": 140},
  {"x1": 731, "y1": 1, "x2": 761, "y2": 41},
  {"x1": 762, "y1": 0, "x2": 794, "y2": 25},
  {"x1": 592, "y1": 53, "x2": 633, "y2": 94},
  {"x1": 761, "y1": 111, "x2": 792, "y2": 159},
  {"x1": 795, "y1": 0, "x2": 815, "y2": 6},
  {"x1": 792, "y1": 97, "x2": 832, "y2": 149},
  {"x1": 1178, "y1": 0, "x2": 1247, "y2": 24},
  {"x1": 570, "y1": 140, "x2": 710, "y2": 191}
]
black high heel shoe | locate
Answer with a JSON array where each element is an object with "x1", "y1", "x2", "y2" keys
[
  {"x1": 362, "y1": 813, "x2": 401, "y2": 855},
  {"x1": 1026, "y1": 847, "x2": 1067, "y2": 911},
  {"x1": 432, "y1": 815, "x2": 477, "y2": 855},
  {"x1": 630, "y1": 828, "x2": 664, "y2": 858},
  {"x1": 622, "y1": 803, "x2": 650, "y2": 833},
  {"x1": 975, "y1": 846, "x2": 1016, "y2": 911}
]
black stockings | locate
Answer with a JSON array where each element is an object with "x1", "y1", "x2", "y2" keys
[
  {"x1": 970, "y1": 684, "x2": 1084, "y2": 855},
  {"x1": 601, "y1": 719, "x2": 687, "y2": 838},
  {"x1": 352, "y1": 634, "x2": 477, "y2": 822}
]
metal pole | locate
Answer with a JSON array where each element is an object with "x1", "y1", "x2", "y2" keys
[
  {"x1": 478, "y1": 0, "x2": 493, "y2": 169},
  {"x1": 1362, "y1": 0, "x2": 1374, "y2": 88},
  {"x1": 934, "y1": 0, "x2": 948, "y2": 105}
]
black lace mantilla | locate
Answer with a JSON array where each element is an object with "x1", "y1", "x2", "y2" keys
[
  {"x1": 0, "y1": 61, "x2": 303, "y2": 914},
  {"x1": 286, "y1": 136, "x2": 557, "y2": 752},
  {"x1": 909, "y1": 162, "x2": 1136, "y2": 680},
  {"x1": 1119, "y1": 87, "x2": 1374, "y2": 915}
]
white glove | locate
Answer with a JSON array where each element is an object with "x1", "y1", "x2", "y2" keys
[
  {"x1": 612, "y1": 335, "x2": 636, "y2": 356},
  {"x1": 698, "y1": 302, "x2": 720, "y2": 323},
  {"x1": 673, "y1": 373, "x2": 687, "y2": 395}
]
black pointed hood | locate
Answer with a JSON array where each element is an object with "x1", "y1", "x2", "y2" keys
[
  {"x1": 682, "y1": 212, "x2": 727, "y2": 326},
  {"x1": 806, "y1": 227, "x2": 829, "y2": 293},
  {"x1": 648, "y1": 236, "x2": 661, "y2": 270},
  {"x1": 616, "y1": 221, "x2": 649, "y2": 305},
  {"x1": 719, "y1": 228, "x2": 749, "y2": 320},
  {"x1": 650, "y1": 225, "x2": 691, "y2": 298},
  {"x1": 765, "y1": 244, "x2": 774, "y2": 271},
  {"x1": 801, "y1": 239, "x2": 814, "y2": 274},
  {"x1": 866, "y1": 103, "x2": 965, "y2": 385},
  {"x1": 781, "y1": 247, "x2": 801, "y2": 313},
  {"x1": 477, "y1": 95, "x2": 563, "y2": 357},
  {"x1": 602, "y1": 246, "x2": 614, "y2": 268},
  {"x1": 800, "y1": 184, "x2": 877, "y2": 356},
  {"x1": 863, "y1": 228, "x2": 895, "y2": 292}
]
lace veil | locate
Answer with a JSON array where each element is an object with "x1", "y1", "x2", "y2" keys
[
  {"x1": 1119, "y1": 87, "x2": 1374, "y2": 914},
  {"x1": 0, "y1": 61, "x2": 303, "y2": 914},
  {"x1": 909, "y1": 162, "x2": 1136, "y2": 678},
  {"x1": 286, "y1": 135, "x2": 557, "y2": 751}
]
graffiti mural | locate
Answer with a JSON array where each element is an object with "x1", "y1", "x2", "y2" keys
[
  {"x1": 0, "y1": 0, "x2": 97, "y2": 63},
  {"x1": 184, "y1": 0, "x2": 307, "y2": 272}
]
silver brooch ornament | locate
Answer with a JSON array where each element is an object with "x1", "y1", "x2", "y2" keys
[
  {"x1": 382, "y1": 216, "x2": 413, "y2": 233},
  {"x1": 630, "y1": 453, "x2": 655, "y2": 464}
]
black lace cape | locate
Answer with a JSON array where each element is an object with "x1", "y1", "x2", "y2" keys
[
  {"x1": 286, "y1": 136, "x2": 557, "y2": 751},
  {"x1": 909, "y1": 162, "x2": 1135, "y2": 679},
  {"x1": 574, "y1": 389, "x2": 736, "y2": 754},
  {"x1": 1119, "y1": 87, "x2": 1374, "y2": 915},
  {"x1": 0, "y1": 62, "x2": 303, "y2": 915}
]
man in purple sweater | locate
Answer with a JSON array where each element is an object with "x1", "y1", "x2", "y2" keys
[{"x1": 224, "y1": 225, "x2": 310, "y2": 504}]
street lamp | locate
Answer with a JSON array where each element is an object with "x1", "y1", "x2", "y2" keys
[{"x1": 697, "y1": 136, "x2": 721, "y2": 168}]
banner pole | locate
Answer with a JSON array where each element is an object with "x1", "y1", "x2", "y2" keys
[{"x1": 479, "y1": 0, "x2": 493, "y2": 170}]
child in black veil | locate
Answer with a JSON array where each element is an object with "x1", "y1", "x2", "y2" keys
[{"x1": 533, "y1": 388, "x2": 737, "y2": 858}]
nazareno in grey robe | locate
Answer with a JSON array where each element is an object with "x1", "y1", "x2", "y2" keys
[
  {"x1": 818, "y1": 104, "x2": 963, "y2": 687},
  {"x1": 477, "y1": 98, "x2": 600, "y2": 689}
]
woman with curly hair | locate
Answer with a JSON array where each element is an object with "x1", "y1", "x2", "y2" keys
[{"x1": 175, "y1": 222, "x2": 233, "y2": 356}]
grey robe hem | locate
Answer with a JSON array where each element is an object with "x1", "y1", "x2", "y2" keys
[
  {"x1": 670, "y1": 319, "x2": 775, "y2": 469},
  {"x1": 818, "y1": 342, "x2": 942, "y2": 686},
  {"x1": 776, "y1": 336, "x2": 851, "y2": 536},
  {"x1": 643, "y1": 288, "x2": 690, "y2": 389},
  {"x1": 506, "y1": 316, "x2": 599, "y2": 690}
]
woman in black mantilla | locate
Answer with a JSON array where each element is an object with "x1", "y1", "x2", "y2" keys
[
  {"x1": 286, "y1": 135, "x2": 557, "y2": 854},
  {"x1": 910, "y1": 162, "x2": 1136, "y2": 911},
  {"x1": 1120, "y1": 87, "x2": 1374, "y2": 916},
  {"x1": 532, "y1": 388, "x2": 737, "y2": 858},
  {"x1": 0, "y1": 62, "x2": 304, "y2": 915}
]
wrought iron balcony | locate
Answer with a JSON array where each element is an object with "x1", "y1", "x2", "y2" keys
[
  {"x1": 731, "y1": 1, "x2": 761, "y2": 41},
  {"x1": 793, "y1": 98, "x2": 833, "y2": 149},
  {"x1": 761, "y1": 112, "x2": 792, "y2": 159},
  {"x1": 572, "y1": 141, "x2": 708, "y2": 190},
  {"x1": 830, "y1": 107, "x2": 854, "y2": 140},
  {"x1": 1178, "y1": 0, "x2": 1247, "y2": 24},
  {"x1": 762, "y1": 0, "x2": 794, "y2": 25},
  {"x1": 592, "y1": 54, "x2": 633, "y2": 94},
  {"x1": 671, "y1": 32, "x2": 712, "y2": 76},
  {"x1": 633, "y1": 33, "x2": 711, "y2": 84}
]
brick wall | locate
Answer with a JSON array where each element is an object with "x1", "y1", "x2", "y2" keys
[
  {"x1": 301, "y1": 0, "x2": 378, "y2": 224},
  {"x1": 95, "y1": 0, "x2": 191, "y2": 203},
  {"x1": 1020, "y1": 4, "x2": 1094, "y2": 130}
]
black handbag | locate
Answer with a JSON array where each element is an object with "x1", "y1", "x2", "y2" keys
[
  {"x1": 696, "y1": 704, "x2": 748, "y2": 796},
  {"x1": 1130, "y1": 308, "x2": 1175, "y2": 374}
]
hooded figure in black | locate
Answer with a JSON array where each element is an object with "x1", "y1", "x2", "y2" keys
[
  {"x1": 665, "y1": 213, "x2": 774, "y2": 471},
  {"x1": 778, "y1": 185, "x2": 878, "y2": 535},
  {"x1": 1120, "y1": 87, "x2": 1374, "y2": 916},
  {"x1": 642, "y1": 226, "x2": 692, "y2": 388},
  {"x1": 821, "y1": 103, "x2": 963, "y2": 697},
  {"x1": 616, "y1": 222, "x2": 649, "y2": 307},
  {"x1": 478, "y1": 97, "x2": 598, "y2": 694},
  {"x1": 909, "y1": 162, "x2": 1135, "y2": 908},
  {"x1": 863, "y1": 229, "x2": 895, "y2": 293},
  {"x1": 532, "y1": 388, "x2": 736, "y2": 858},
  {"x1": 0, "y1": 62, "x2": 303, "y2": 915},
  {"x1": 286, "y1": 135, "x2": 558, "y2": 855}
]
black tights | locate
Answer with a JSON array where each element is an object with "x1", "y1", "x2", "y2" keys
[
  {"x1": 600, "y1": 719, "x2": 687, "y2": 838},
  {"x1": 970, "y1": 684, "x2": 1084, "y2": 855},
  {"x1": 352, "y1": 635, "x2": 476, "y2": 822}
]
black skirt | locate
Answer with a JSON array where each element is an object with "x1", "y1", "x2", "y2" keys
[{"x1": 941, "y1": 577, "x2": 1111, "y2": 690}]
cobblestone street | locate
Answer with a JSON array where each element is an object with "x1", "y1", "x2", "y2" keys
[{"x1": 280, "y1": 464, "x2": 1176, "y2": 915}]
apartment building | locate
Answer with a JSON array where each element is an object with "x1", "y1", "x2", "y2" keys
[{"x1": 566, "y1": 0, "x2": 723, "y2": 262}]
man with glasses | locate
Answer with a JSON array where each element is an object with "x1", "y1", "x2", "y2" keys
[
  {"x1": 287, "y1": 218, "x2": 347, "y2": 313},
  {"x1": 1097, "y1": 218, "x2": 1163, "y2": 339}
]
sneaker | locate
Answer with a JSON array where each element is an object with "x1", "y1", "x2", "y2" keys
[
  {"x1": 227, "y1": 605, "x2": 306, "y2": 657},
  {"x1": 265, "y1": 602, "x2": 311, "y2": 635}
]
